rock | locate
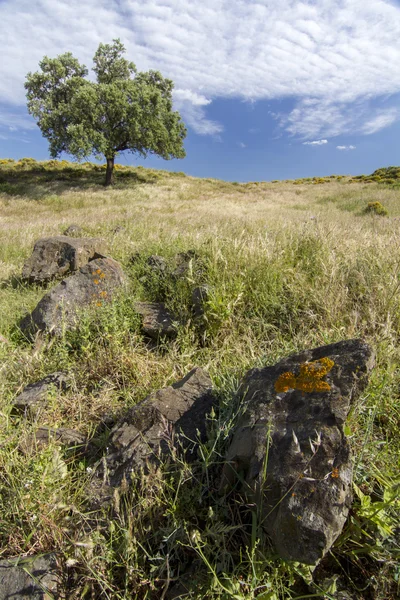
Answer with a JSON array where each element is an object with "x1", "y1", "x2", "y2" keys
[
  {"x1": 63, "y1": 224, "x2": 83, "y2": 237},
  {"x1": 135, "y1": 302, "x2": 177, "y2": 339},
  {"x1": 192, "y1": 285, "x2": 210, "y2": 320},
  {"x1": 0, "y1": 553, "x2": 58, "y2": 600},
  {"x1": 221, "y1": 339, "x2": 374, "y2": 565},
  {"x1": 22, "y1": 235, "x2": 108, "y2": 284},
  {"x1": 20, "y1": 258, "x2": 126, "y2": 338},
  {"x1": 90, "y1": 367, "x2": 214, "y2": 503},
  {"x1": 19, "y1": 426, "x2": 87, "y2": 455},
  {"x1": 12, "y1": 372, "x2": 69, "y2": 418},
  {"x1": 146, "y1": 254, "x2": 168, "y2": 276},
  {"x1": 173, "y1": 250, "x2": 197, "y2": 279}
]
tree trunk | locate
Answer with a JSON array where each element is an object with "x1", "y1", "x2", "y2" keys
[{"x1": 105, "y1": 157, "x2": 115, "y2": 186}]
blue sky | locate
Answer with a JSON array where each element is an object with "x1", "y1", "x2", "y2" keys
[{"x1": 0, "y1": 0, "x2": 400, "y2": 182}]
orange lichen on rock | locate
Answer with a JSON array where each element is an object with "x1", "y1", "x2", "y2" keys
[{"x1": 275, "y1": 357, "x2": 334, "y2": 393}]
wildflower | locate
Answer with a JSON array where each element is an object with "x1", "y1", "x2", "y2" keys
[
  {"x1": 93, "y1": 279, "x2": 100, "y2": 285},
  {"x1": 100, "y1": 273, "x2": 105, "y2": 279},
  {"x1": 96, "y1": 269, "x2": 102, "y2": 274},
  {"x1": 99, "y1": 291, "x2": 108, "y2": 298}
]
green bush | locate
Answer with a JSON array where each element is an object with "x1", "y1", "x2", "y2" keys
[{"x1": 365, "y1": 201, "x2": 388, "y2": 216}]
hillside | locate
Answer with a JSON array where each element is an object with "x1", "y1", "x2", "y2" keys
[{"x1": 0, "y1": 159, "x2": 399, "y2": 599}]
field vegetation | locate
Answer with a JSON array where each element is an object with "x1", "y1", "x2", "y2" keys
[{"x1": 0, "y1": 159, "x2": 399, "y2": 599}]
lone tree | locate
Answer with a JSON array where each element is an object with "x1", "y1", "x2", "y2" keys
[{"x1": 25, "y1": 40, "x2": 187, "y2": 185}]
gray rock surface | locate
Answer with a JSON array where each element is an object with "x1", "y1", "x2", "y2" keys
[
  {"x1": 19, "y1": 426, "x2": 87, "y2": 455},
  {"x1": 20, "y1": 257, "x2": 126, "y2": 337},
  {"x1": 12, "y1": 372, "x2": 69, "y2": 418},
  {"x1": 221, "y1": 339, "x2": 374, "y2": 565},
  {"x1": 63, "y1": 224, "x2": 83, "y2": 237},
  {"x1": 146, "y1": 254, "x2": 168, "y2": 276},
  {"x1": 135, "y1": 302, "x2": 177, "y2": 339},
  {"x1": 91, "y1": 367, "x2": 214, "y2": 504},
  {"x1": 0, "y1": 554, "x2": 58, "y2": 600},
  {"x1": 22, "y1": 235, "x2": 108, "y2": 284},
  {"x1": 192, "y1": 285, "x2": 210, "y2": 320}
]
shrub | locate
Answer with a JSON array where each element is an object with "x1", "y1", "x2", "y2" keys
[{"x1": 365, "y1": 201, "x2": 388, "y2": 216}]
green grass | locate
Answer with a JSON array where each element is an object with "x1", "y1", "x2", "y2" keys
[{"x1": 0, "y1": 160, "x2": 399, "y2": 598}]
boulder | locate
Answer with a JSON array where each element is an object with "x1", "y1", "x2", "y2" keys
[
  {"x1": 135, "y1": 302, "x2": 177, "y2": 339},
  {"x1": 90, "y1": 367, "x2": 214, "y2": 504},
  {"x1": 12, "y1": 372, "x2": 69, "y2": 418},
  {"x1": 221, "y1": 339, "x2": 374, "y2": 565},
  {"x1": 63, "y1": 224, "x2": 83, "y2": 237},
  {"x1": 0, "y1": 554, "x2": 58, "y2": 600},
  {"x1": 22, "y1": 235, "x2": 108, "y2": 284},
  {"x1": 20, "y1": 258, "x2": 126, "y2": 338}
]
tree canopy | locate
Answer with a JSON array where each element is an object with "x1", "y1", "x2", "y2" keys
[{"x1": 25, "y1": 40, "x2": 187, "y2": 185}]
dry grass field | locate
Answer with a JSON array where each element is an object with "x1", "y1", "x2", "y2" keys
[{"x1": 0, "y1": 159, "x2": 399, "y2": 599}]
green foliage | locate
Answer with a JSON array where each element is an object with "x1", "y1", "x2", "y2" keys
[
  {"x1": 365, "y1": 201, "x2": 388, "y2": 216},
  {"x1": 25, "y1": 39, "x2": 186, "y2": 184}
]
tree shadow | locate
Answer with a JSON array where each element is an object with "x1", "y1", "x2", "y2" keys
[{"x1": 0, "y1": 165, "x2": 160, "y2": 201}]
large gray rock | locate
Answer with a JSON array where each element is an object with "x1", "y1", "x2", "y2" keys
[
  {"x1": 20, "y1": 258, "x2": 126, "y2": 337},
  {"x1": 0, "y1": 554, "x2": 58, "y2": 600},
  {"x1": 12, "y1": 372, "x2": 69, "y2": 418},
  {"x1": 221, "y1": 339, "x2": 374, "y2": 565},
  {"x1": 90, "y1": 367, "x2": 214, "y2": 505},
  {"x1": 134, "y1": 302, "x2": 177, "y2": 339},
  {"x1": 22, "y1": 235, "x2": 108, "y2": 284}
]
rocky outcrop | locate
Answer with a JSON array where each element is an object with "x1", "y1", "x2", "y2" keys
[
  {"x1": 20, "y1": 257, "x2": 126, "y2": 338},
  {"x1": 90, "y1": 367, "x2": 214, "y2": 505},
  {"x1": 12, "y1": 372, "x2": 69, "y2": 418},
  {"x1": 0, "y1": 554, "x2": 58, "y2": 600},
  {"x1": 221, "y1": 339, "x2": 374, "y2": 565},
  {"x1": 22, "y1": 235, "x2": 108, "y2": 284},
  {"x1": 134, "y1": 302, "x2": 177, "y2": 339}
]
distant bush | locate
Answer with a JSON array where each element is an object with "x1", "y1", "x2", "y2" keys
[{"x1": 365, "y1": 201, "x2": 388, "y2": 216}]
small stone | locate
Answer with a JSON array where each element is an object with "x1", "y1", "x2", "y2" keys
[
  {"x1": 192, "y1": 285, "x2": 210, "y2": 319},
  {"x1": 63, "y1": 224, "x2": 83, "y2": 237},
  {"x1": 12, "y1": 372, "x2": 69, "y2": 418},
  {"x1": 0, "y1": 553, "x2": 58, "y2": 600},
  {"x1": 19, "y1": 426, "x2": 87, "y2": 455},
  {"x1": 135, "y1": 301, "x2": 177, "y2": 339},
  {"x1": 146, "y1": 254, "x2": 168, "y2": 275}
]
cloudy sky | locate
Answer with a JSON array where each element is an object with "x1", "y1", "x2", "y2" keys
[{"x1": 0, "y1": 0, "x2": 399, "y2": 181}]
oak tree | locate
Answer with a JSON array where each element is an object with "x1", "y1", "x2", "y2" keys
[{"x1": 25, "y1": 40, "x2": 187, "y2": 185}]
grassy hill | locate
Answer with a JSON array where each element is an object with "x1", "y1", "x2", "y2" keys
[{"x1": 0, "y1": 159, "x2": 399, "y2": 599}]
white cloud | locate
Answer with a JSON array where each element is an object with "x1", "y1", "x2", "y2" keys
[
  {"x1": 336, "y1": 145, "x2": 356, "y2": 150},
  {"x1": 237, "y1": 142, "x2": 246, "y2": 148},
  {"x1": 303, "y1": 139, "x2": 328, "y2": 146},
  {"x1": 0, "y1": 0, "x2": 400, "y2": 137},
  {"x1": 361, "y1": 108, "x2": 400, "y2": 134}
]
